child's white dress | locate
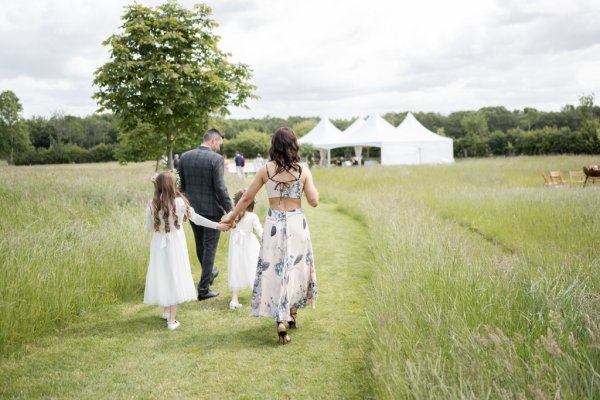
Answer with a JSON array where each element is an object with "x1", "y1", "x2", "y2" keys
[
  {"x1": 228, "y1": 211, "x2": 263, "y2": 290},
  {"x1": 144, "y1": 197, "x2": 217, "y2": 306}
]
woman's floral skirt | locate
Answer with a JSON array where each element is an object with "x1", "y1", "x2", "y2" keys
[{"x1": 250, "y1": 208, "x2": 317, "y2": 322}]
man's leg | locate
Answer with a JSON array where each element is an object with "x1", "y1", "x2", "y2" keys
[{"x1": 191, "y1": 216, "x2": 221, "y2": 296}]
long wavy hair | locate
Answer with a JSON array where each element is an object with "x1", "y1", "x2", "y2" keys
[
  {"x1": 269, "y1": 127, "x2": 301, "y2": 175},
  {"x1": 151, "y1": 172, "x2": 191, "y2": 233},
  {"x1": 233, "y1": 188, "x2": 255, "y2": 223}
]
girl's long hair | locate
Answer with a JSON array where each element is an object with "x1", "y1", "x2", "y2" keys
[
  {"x1": 269, "y1": 127, "x2": 300, "y2": 175},
  {"x1": 233, "y1": 188, "x2": 255, "y2": 223},
  {"x1": 151, "y1": 172, "x2": 191, "y2": 233}
]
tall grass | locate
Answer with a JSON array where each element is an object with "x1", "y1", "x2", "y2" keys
[
  {"x1": 0, "y1": 163, "x2": 154, "y2": 353},
  {"x1": 315, "y1": 155, "x2": 600, "y2": 399}
]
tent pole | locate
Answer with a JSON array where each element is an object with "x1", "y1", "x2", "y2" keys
[{"x1": 327, "y1": 149, "x2": 331, "y2": 167}]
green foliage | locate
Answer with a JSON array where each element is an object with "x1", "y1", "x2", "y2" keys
[
  {"x1": 461, "y1": 111, "x2": 489, "y2": 137},
  {"x1": 93, "y1": 1, "x2": 256, "y2": 169},
  {"x1": 14, "y1": 144, "x2": 116, "y2": 165},
  {"x1": 0, "y1": 90, "x2": 30, "y2": 164},
  {"x1": 113, "y1": 122, "x2": 164, "y2": 163},
  {"x1": 292, "y1": 118, "x2": 318, "y2": 138},
  {"x1": 299, "y1": 143, "x2": 317, "y2": 167},
  {"x1": 221, "y1": 129, "x2": 270, "y2": 158}
]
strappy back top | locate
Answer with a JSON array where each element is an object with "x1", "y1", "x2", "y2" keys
[{"x1": 265, "y1": 164, "x2": 304, "y2": 200}]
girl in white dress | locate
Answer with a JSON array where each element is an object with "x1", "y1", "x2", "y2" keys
[
  {"x1": 227, "y1": 189, "x2": 263, "y2": 309},
  {"x1": 144, "y1": 172, "x2": 229, "y2": 330}
]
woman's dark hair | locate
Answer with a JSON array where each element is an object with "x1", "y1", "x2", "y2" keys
[{"x1": 269, "y1": 127, "x2": 300, "y2": 174}]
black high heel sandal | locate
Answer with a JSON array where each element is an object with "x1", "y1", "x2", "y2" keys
[
  {"x1": 277, "y1": 322, "x2": 290, "y2": 345},
  {"x1": 288, "y1": 308, "x2": 298, "y2": 329}
]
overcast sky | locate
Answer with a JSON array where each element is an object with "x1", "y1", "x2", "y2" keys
[{"x1": 1, "y1": 0, "x2": 599, "y2": 120}]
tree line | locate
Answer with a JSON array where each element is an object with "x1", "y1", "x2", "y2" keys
[{"x1": 1, "y1": 91, "x2": 599, "y2": 166}]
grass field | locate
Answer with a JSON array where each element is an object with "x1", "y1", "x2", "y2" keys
[{"x1": 1, "y1": 155, "x2": 599, "y2": 399}]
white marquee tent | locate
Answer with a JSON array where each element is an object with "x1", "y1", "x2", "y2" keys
[
  {"x1": 301, "y1": 113, "x2": 454, "y2": 166},
  {"x1": 383, "y1": 112, "x2": 454, "y2": 165},
  {"x1": 298, "y1": 117, "x2": 344, "y2": 166},
  {"x1": 335, "y1": 114, "x2": 397, "y2": 164}
]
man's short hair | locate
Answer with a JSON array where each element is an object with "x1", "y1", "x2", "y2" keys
[{"x1": 203, "y1": 128, "x2": 222, "y2": 142}]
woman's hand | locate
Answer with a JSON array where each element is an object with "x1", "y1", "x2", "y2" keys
[{"x1": 220, "y1": 212, "x2": 236, "y2": 229}]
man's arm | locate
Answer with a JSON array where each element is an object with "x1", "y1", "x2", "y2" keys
[
  {"x1": 213, "y1": 157, "x2": 232, "y2": 213},
  {"x1": 177, "y1": 157, "x2": 186, "y2": 192}
]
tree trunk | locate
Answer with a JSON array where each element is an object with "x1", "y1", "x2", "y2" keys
[{"x1": 166, "y1": 132, "x2": 173, "y2": 170}]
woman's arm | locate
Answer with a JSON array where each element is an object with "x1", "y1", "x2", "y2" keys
[
  {"x1": 222, "y1": 167, "x2": 267, "y2": 224},
  {"x1": 302, "y1": 167, "x2": 319, "y2": 208}
]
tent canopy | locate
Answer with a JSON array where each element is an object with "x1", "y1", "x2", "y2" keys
[
  {"x1": 297, "y1": 118, "x2": 343, "y2": 150},
  {"x1": 394, "y1": 112, "x2": 452, "y2": 143},
  {"x1": 333, "y1": 114, "x2": 396, "y2": 148}
]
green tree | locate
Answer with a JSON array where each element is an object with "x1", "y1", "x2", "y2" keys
[
  {"x1": 460, "y1": 111, "x2": 489, "y2": 137},
  {"x1": 93, "y1": 1, "x2": 256, "y2": 169},
  {"x1": 221, "y1": 129, "x2": 270, "y2": 158},
  {"x1": 292, "y1": 119, "x2": 318, "y2": 138},
  {"x1": 0, "y1": 90, "x2": 30, "y2": 164}
]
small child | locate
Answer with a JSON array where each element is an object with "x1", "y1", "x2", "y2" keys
[
  {"x1": 227, "y1": 189, "x2": 263, "y2": 309},
  {"x1": 144, "y1": 172, "x2": 228, "y2": 330}
]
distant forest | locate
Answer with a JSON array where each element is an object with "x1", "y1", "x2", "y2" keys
[{"x1": 4, "y1": 95, "x2": 600, "y2": 165}]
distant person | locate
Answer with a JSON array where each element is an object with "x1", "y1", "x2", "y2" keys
[
  {"x1": 144, "y1": 172, "x2": 229, "y2": 330},
  {"x1": 253, "y1": 153, "x2": 266, "y2": 171},
  {"x1": 178, "y1": 128, "x2": 233, "y2": 301},
  {"x1": 223, "y1": 127, "x2": 319, "y2": 345},
  {"x1": 173, "y1": 154, "x2": 180, "y2": 170},
  {"x1": 227, "y1": 189, "x2": 263, "y2": 310},
  {"x1": 234, "y1": 151, "x2": 244, "y2": 178}
]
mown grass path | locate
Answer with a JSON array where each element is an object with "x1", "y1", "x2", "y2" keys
[{"x1": 0, "y1": 203, "x2": 372, "y2": 399}]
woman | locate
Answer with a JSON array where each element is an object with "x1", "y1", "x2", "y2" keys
[{"x1": 222, "y1": 127, "x2": 319, "y2": 345}]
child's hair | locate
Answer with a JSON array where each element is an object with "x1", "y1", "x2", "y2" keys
[
  {"x1": 151, "y1": 172, "x2": 192, "y2": 233},
  {"x1": 233, "y1": 188, "x2": 254, "y2": 222}
]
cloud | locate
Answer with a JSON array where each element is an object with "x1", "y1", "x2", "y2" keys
[{"x1": 1, "y1": 0, "x2": 599, "y2": 119}]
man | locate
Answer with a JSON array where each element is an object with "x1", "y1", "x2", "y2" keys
[
  {"x1": 234, "y1": 151, "x2": 244, "y2": 178},
  {"x1": 178, "y1": 129, "x2": 232, "y2": 300}
]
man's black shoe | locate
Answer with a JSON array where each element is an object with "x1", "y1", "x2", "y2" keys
[
  {"x1": 210, "y1": 267, "x2": 219, "y2": 285},
  {"x1": 198, "y1": 290, "x2": 220, "y2": 301}
]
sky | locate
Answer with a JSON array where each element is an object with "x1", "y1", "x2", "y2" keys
[{"x1": 1, "y1": 0, "x2": 599, "y2": 120}]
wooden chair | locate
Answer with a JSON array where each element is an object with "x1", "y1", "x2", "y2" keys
[
  {"x1": 542, "y1": 173, "x2": 554, "y2": 186},
  {"x1": 569, "y1": 171, "x2": 585, "y2": 187},
  {"x1": 549, "y1": 171, "x2": 565, "y2": 186}
]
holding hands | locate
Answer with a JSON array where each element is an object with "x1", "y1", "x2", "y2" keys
[{"x1": 216, "y1": 222, "x2": 232, "y2": 232}]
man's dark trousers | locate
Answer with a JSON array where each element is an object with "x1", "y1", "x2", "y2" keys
[{"x1": 191, "y1": 215, "x2": 221, "y2": 296}]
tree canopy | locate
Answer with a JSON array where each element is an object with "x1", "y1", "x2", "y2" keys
[
  {"x1": 93, "y1": 1, "x2": 256, "y2": 168},
  {"x1": 0, "y1": 90, "x2": 29, "y2": 164}
]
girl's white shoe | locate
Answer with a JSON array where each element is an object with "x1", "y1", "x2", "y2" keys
[
  {"x1": 229, "y1": 302, "x2": 243, "y2": 310},
  {"x1": 162, "y1": 312, "x2": 170, "y2": 320},
  {"x1": 167, "y1": 320, "x2": 180, "y2": 331}
]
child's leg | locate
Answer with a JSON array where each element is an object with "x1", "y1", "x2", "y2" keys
[
  {"x1": 168, "y1": 305, "x2": 177, "y2": 323},
  {"x1": 231, "y1": 289, "x2": 239, "y2": 304}
]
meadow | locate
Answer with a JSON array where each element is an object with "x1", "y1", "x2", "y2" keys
[{"x1": 0, "y1": 155, "x2": 599, "y2": 399}]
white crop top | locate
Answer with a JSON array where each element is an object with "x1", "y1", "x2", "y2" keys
[{"x1": 264, "y1": 165, "x2": 304, "y2": 200}]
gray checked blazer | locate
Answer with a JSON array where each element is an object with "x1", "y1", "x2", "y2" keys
[{"x1": 178, "y1": 146, "x2": 232, "y2": 217}]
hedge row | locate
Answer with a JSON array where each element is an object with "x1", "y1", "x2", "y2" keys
[{"x1": 14, "y1": 144, "x2": 117, "y2": 165}]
